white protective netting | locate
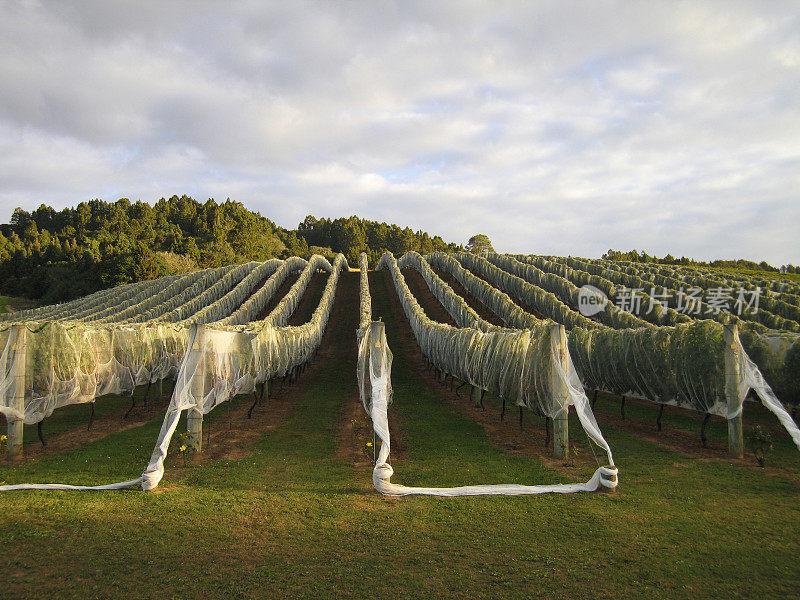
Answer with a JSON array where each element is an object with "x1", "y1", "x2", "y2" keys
[
  {"x1": 479, "y1": 253, "x2": 650, "y2": 329},
  {"x1": 440, "y1": 251, "x2": 800, "y2": 445},
  {"x1": 103, "y1": 269, "x2": 227, "y2": 323},
  {"x1": 356, "y1": 253, "x2": 375, "y2": 407},
  {"x1": 179, "y1": 259, "x2": 282, "y2": 325},
  {"x1": 0, "y1": 321, "x2": 187, "y2": 424},
  {"x1": 2, "y1": 275, "x2": 176, "y2": 322},
  {"x1": 364, "y1": 252, "x2": 618, "y2": 495},
  {"x1": 71, "y1": 266, "x2": 236, "y2": 324},
  {"x1": 142, "y1": 253, "x2": 346, "y2": 490},
  {"x1": 221, "y1": 257, "x2": 307, "y2": 325},
  {"x1": 584, "y1": 256, "x2": 800, "y2": 330},
  {"x1": 0, "y1": 254, "x2": 349, "y2": 491},
  {"x1": 0, "y1": 257, "x2": 327, "y2": 426},
  {"x1": 156, "y1": 262, "x2": 260, "y2": 323}
]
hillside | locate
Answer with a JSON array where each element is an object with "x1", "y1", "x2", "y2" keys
[
  {"x1": 0, "y1": 196, "x2": 459, "y2": 302},
  {"x1": 1, "y1": 257, "x2": 799, "y2": 599}
]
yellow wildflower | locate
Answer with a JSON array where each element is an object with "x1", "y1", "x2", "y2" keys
[
  {"x1": 366, "y1": 441, "x2": 373, "y2": 447},
  {"x1": 179, "y1": 445, "x2": 187, "y2": 452}
]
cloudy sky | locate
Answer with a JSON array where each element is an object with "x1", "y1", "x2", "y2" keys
[{"x1": 1, "y1": 1, "x2": 798, "y2": 264}]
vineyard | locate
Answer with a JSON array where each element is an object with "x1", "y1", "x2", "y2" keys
[{"x1": 1, "y1": 252, "x2": 799, "y2": 597}]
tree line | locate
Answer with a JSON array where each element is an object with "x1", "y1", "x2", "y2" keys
[
  {"x1": 601, "y1": 248, "x2": 795, "y2": 273},
  {"x1": 0, "y1": 196, "x2": 460, "y2": 303}
]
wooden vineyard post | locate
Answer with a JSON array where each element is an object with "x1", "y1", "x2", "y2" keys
[
  {"x1": 7, "y1": 323, "x2": 26, "y2": 461},
  {"x1": 187, "y1": 324, "x2": 206, "y2": 454},
  {"x1": 369, "y1": 321, "x2": 387, "y2": 384},
  {"x1": 471, "y1": 385, "x2": 482, "y2": 407},
  {"x1": 551, "y1": 323, "x2": 569, "y2": 460},
  {"x1": 369, "y1": 321, "x2": 387, "y2": 458},
  {"x1": 725, "y1": 324, "x2": 743, "y2": 458}
]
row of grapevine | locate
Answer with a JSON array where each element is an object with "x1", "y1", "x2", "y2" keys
[
  {"x1": 427, "y1": 252, "x2": 730, "y2": 416},
  {"x1": 365, "y1": 252, "x2": 618, "y2": 494},
  {"x1": 423, "y1": 253, "x2": 540, "y2": 330},
  {"x1": 0, "y1": 255, "x2": 346, "y2": 476},
  {"x1": 107, "y1": 267, "x2": 237, "y2": 323},
  {"x1": 377, "y1": 252, "x2": 614, "y2": 460},
  {"x1": 14, "y1": 274, "x2": 182, "y2": 322},
  {"x1": 481, "y1": 254, "x2": 651, "y2": 329},
  {"x1": 538, "y1": 255, "x2": 800, "y2": 330},
  {"x1": 356, "y1": 253, "x2": 376, "y2": 411},
  {"x1": 142, "y1": 253, "x2": 349, "y2": 490},
  {"x1": 420, "y1": 252, "x2": 800, "y2": 453},
  {"x1": 511, "y1": 254, "x2": 800, "y2": 407},
  {"x1": 446, "y1": 252, "x2": 607, "y2": 330},
  {"x1": 606, "y1": 258, "x2": 800, "y2": 321},
  {"x1": 396, "y1": 251, "x2": 506, "y2": 332},
  {"x1": 0, "y1": 254, "x2": 348, "y2": 491},
  {"x1": 222, "y1": 257, "x2": 307, "y2": 326},
  {"x1": 592, "y1": 257, "x2": 800, "y2": 300}
]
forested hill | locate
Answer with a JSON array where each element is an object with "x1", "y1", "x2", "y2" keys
[{"x1": 0, "y1": 195, "x2": 460, "y2": 302}]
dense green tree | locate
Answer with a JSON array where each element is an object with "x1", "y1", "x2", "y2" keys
[
  {"x1": 293, "y1": 215, "x2": 460, "y2": 265},
  {"x1": 0, "y1": 199, "x2": 459, "y2": 301},
  {"x1": 466, "y1": 234, "x2": 494, "y2": 254},
  {"x1": 602, "y1": 248, "x2": 780, "y2": 272}
]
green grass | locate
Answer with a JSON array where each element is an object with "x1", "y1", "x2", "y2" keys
[
  {"x1": 16, "y1": 381, "x2": 173, "y2": 450},
  {"x1": 683, "y1": 265, "x2": 800, "y2": 284},
  {"x1": 1, "y1": 273, "x2": 799, "y2": 599},
  {"x1": 590, "y1": 390, "x2": 800, "y2": 466},
  {"x1": 0, "y1": 295, "x2": 38, "y2": 314}
]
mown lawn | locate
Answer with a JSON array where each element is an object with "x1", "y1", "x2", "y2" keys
[
  {"x1": 1, "y1": 273, "x2": 799, "y2": 599},
  {"x1": 0, "y1": 295, "x2": 37, "y2": 314}
]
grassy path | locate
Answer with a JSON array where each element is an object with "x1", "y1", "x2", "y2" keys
[{"x1": 0, "y1": 271, "x2": 799, "y2": 598}]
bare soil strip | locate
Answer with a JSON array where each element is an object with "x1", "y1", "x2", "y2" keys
[
  {"x1": 231, "y1": 268, "x2": 275, "y2": 309},
  {"x1": 461, "y1": 261, "x2": 547, "y2": 319},
  {"x1": 432, "y1": 266, "x2": 506, "y2": 326},
  {"x1": 287, "y1": 271, "x2": 329, "y2": 326},
  {"x1": 399, "y1": 267, "x2": 457, "y2": 325},
  {"x1": 253, "y1": 272, "x2": 301, "y2": 321}
]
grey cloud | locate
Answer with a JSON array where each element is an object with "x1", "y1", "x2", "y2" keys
[{"x1": 0, "y1": 0, "x2": 798, "y2": 264}]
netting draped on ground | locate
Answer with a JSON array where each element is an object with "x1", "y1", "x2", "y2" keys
[
  {"x1": 0, "y1": 321, "x2": 187, "y2": 424},
  {"x1": 143, "y1": 253, "x2": 348, "y2": 490},
  {"x1": 360, "y1": 252, "x2": 617, "y2": 495},
  {"x1": 0, "y1": 254, "x2": 349, "y2": 491}
]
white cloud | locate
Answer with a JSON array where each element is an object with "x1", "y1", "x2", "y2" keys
[{"x1": 0, "y1": 0, "x2": 798, "y2": 264}]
